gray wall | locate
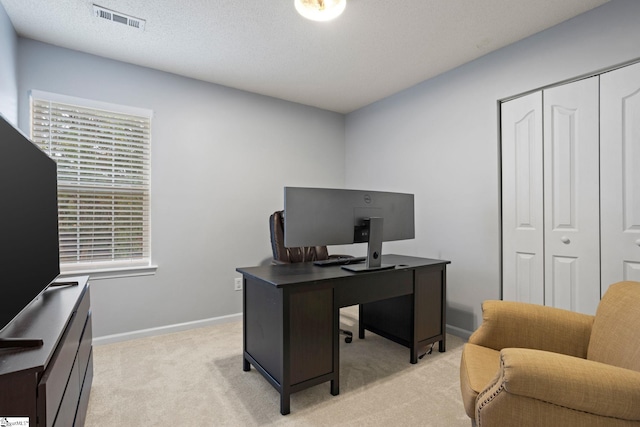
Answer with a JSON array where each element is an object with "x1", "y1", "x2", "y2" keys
[
  {"x1": 0, "y1": 2, "x2": 17, "y2": 123},
  {"x1": 345, "y1": 0, "x2": 640, "y2": 336},
  {"x1": 16, "y1": 39, "x2": 346, "y2": 340},
  {"x1": 6, "y1": 0, "x2": 640, "y2": 341}
]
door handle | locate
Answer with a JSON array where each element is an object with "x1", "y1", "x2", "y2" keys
[{"x1": 560, "y1": 236, "x2": 570, "y2": 244}]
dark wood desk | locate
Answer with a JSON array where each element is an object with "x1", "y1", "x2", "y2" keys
[{"x1": 237, "y1": 254, "x2": 449, "y2": 415}]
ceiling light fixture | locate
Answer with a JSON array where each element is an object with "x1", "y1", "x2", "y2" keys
[{"x1": 294, "y1": 0, "x2": 346, "y2": 22}]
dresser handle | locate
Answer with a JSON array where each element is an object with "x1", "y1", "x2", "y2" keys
[{"x1": 561, "y1": 236, "x2": 570, "y2": 244}]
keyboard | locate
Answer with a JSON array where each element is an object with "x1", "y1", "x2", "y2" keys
[{"x1": 314, "y1": 256, "x2": 366, "y2": 267}]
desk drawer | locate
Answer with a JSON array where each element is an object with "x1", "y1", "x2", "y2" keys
[
  {"x1": 336, "y1": 269, "x2": 413, "y2": 307},
  {"x1": 245, "y1": 278, "x2": 284, "y2": 383},
  {"x1": 289, "y1": 287, "x2": 333, "y2": 385},
  {"x1": 245, "y1": 279, "x2": 334, "y2": 387}
]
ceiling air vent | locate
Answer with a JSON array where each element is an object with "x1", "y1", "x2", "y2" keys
[{"x1": 93, "y1": 5, "x2": 146, "y2": 31}]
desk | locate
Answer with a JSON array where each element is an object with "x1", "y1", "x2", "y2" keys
[{"x1": 236, "y1": 254, "x2": 449, "y2": 415}]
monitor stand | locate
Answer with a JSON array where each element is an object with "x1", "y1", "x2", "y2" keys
[{"x1": 342, "y1": 217, "x2": 395, "y2": 273}]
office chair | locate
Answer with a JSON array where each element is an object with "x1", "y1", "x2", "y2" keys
[{"x1": 269, "y1": 210, "x2": 353, "y2": 343}]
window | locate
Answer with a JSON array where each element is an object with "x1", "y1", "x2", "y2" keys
[{"x1": 30, "y1": 91, "x2": 152, "y2": 274}]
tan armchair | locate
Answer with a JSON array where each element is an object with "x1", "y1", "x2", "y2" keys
[{"x1": 460, "y1": 281, "x2": 640, "y2": 426}]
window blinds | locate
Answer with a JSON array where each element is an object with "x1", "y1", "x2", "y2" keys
[{"x1": 30, "y1": 92, "x2": 151, "y2": 270}]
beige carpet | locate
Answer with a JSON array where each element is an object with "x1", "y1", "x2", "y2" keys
[{"x1": 85, "y1": 308, "x2": 471, "y2": 426}]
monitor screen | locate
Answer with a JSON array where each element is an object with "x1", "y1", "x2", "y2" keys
[
  {"x1": 0, "y1": 114, "x2": 60, "y2": 334},
  {"x1": 283, "y1": 187, "x2": 414, "y2": 270}
]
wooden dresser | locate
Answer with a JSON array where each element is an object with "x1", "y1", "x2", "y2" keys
[{"x1": 0, "y1": 276, "x2": 93, "y2": 426}]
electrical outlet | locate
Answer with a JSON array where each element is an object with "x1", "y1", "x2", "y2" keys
[{"x1": 234, "y1": 277, "x2": 243, "y2": 291}]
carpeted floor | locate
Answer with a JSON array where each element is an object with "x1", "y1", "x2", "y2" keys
[{"x1": 85, "y1": 307, "x2": 471, "y2": 426}]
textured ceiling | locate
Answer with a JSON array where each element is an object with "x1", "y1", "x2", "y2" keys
[{"x1": 1, "y1": 0, "x2": 610, "y2": 113}]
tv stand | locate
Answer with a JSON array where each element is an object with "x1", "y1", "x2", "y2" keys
[
  {"x1": 0, "y1": 276, "x2": 93, "y2": 426},
  {"x1": 0, "y1": 280, "x2": 81, "y2": 350}
]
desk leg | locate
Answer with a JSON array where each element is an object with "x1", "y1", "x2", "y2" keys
[
  {"x1": 358, "y1": 304, "x2": 365, "y2": 339},
  {"x1": 332, "y1": 300, "x2": 340, "y2": 396},
  {"x1": 331, "y1": 379, "x2": 339, "y2": 396},
  {"x1": 439, "y1": 338, "x2": 446, "y2": 353},
  {"x1": 242, "y1": 280, "x2": 251, "y2": 373},
  {"x1": 280, "y1": 393, "x2": 290, "y2": 415}
]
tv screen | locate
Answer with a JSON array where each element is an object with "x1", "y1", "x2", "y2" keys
[{"x1": 0, "y1": 114, "x2": 60, "y2": 334}]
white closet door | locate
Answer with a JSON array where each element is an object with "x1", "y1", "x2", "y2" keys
[
  {"x1": 543, "y1": 77, "x2": 600, "y2": 315},
  {"x1": 501, "y1": 92, "x2": 544, "y2": 304},
  {"x1": 601, "y1": 62, "x2": 640, "y2": 292}
]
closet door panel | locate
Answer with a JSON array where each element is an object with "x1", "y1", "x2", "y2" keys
[
  {"x1": 543, "y1": 77, "x2": 600, "y2": 315},
  {"x1": 623, "y1": 262, "x2": 640, "y2": 282},
  {"x1": 501, "y1": 92, "x2": 544, "y2": 304},
  {"x1": 601, "y1": 62, "x2": 640, "y2": 293}
]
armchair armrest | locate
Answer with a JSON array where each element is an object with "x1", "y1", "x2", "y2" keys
[
  {"x1": 478, "y1": 348, "x2": 640, "y2": 421},
  {"x1": 469, "y1": 300, "x2": 594, "y2": 358}
]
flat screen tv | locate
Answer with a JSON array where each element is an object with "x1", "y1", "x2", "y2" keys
[
  {"x1": 284, "y1": 187, "x2": 415, "y2": 271},
  {"x1": 0, "y1": 114, "x2": 60, "y2": 342}
]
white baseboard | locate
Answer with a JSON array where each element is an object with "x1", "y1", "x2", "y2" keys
[
  {"x1": 446, "y1": 324, "x2": 472, "y2": 340},
  {"x1": 93, "y1": 312, "x2": 242, "y2": 346},
  {"x1": 93, "y1": 314, "x2": 471, "y2": 346}
]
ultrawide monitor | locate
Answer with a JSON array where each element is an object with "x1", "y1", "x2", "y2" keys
[{"x1": 283, "y1": 187, "x2": 414, "y2": 271}]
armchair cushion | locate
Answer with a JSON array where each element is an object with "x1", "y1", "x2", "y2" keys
[
  {"x1": 468, "y1": 300, "x2": 594, "y2": 358},
  {"x1": 588, "y1": 281, "x2": 640, "y2": 371},
  {"x1": 459, "y1": 343, "x2": 500, "y2": 419},
  {"x1": 477, "y1": 348, "x2": 640, "y2": 425},
  {"x1": 491, "y1": 348, "x2": 640, "y2": 418}
]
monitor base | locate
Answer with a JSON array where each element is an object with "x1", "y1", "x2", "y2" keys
[{"x1": 341, "y1": 263, "x2": 395, "y2": 273}]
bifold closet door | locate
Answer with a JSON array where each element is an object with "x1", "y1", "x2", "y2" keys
[
  {"x1": 601, "y1": 62, "x2": 640, "y2": 292},
  {"x1": 501, "y1": 92, "x2": 544, "y2": 304},
  {"x1": 543, "y1": 76, "x2": 600, "y2": 315}
]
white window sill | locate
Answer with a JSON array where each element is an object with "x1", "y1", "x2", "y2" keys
[{"x1": 58, "y1": 264, "x2": 158, "y2": 281}]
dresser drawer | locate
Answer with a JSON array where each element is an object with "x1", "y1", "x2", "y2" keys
[
  {"x1": 38, "y1": 286, "x2": 90, "y2": 427},
  {"x1": 75, "y1": 350, "x2": 94, "y2": 427},
  {"x1": 52, "y1": 356, "x2": 80, "y2": 427},
  {"x1": 77, "y1": 311, "x2": 92, "y2": 389}
]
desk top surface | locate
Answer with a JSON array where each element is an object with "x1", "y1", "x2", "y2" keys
[{"x1": 237, "y1": 254, "x2": 449, "y2": 287}]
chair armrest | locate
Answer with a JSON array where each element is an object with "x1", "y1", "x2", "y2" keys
[
  {"x1": 478, "y1": 348, "x2": 640, "y2": 421},
  {"x1": 469, "y1": 300, "x2": 594, "y2": 357}
]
